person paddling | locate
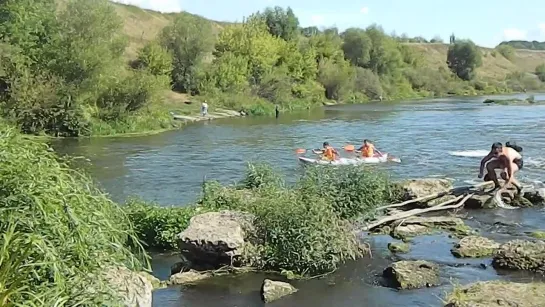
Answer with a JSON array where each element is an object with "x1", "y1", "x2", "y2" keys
[
  {"x1": 317, "y1": 142, "x2": 339, "y2": 161},
  {"x1": 357, "y1": 139, "x2": 383, "y2": 158},
  {"x1": 478, "y1": 141, "x2": 523, "y2": 193}
]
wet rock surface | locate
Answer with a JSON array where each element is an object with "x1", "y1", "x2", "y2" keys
[
  {"x1": 444, "y1": 281, "x2": 545, "y2": 307},
  {"x1": 382, "y1": 260, "x2": 440, "y2": 289},
  {"x1": 177, "y1": 210, "x2": 256, "y2": 270},
  {"x1": 451, "y1": 236, "x2": 500, "y2": 258},
  {"x1": 400, "y1": 178, "x2": 453, "y2": 200},
  {"x1": 492, "y1": 240, "x2": 545, "y2": 273},
  {"x1": 260, "y1": 279, "x2": 298, "y2": 303},
  {"x1": 168, "y1": 270, "x2": 212, "y2": 286},
  {"x1": 103, "y1": 266, "x2": 153, "y2": 307},
  {"x1": 391, "y1": 224, "x2": 431, "y2": 239},
  {"x1": 388, "y1": 242, "x2": 410, "y2": 253}
]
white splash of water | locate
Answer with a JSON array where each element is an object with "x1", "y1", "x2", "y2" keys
[{"x1": 449, "y1": 150, "x2": 489, "y2": 158}]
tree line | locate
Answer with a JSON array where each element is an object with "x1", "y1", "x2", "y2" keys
[{"x1": 1, "y1": 0, "x2": 543, "y2": 137}]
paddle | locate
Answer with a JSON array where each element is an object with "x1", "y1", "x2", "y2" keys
[{"x1": 295, "y1": 145, "x2": 356, "y2": 154}]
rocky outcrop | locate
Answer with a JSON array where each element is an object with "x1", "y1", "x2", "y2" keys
[
  {"x1": 388, "y1": 242, "x2": 410, "y2": 253},
  {"x1": 168, "y1": 270, "x2": 212, "y2": 286},
  {"x1": 260, "y1": 279, "x2": 298, "y2": 303},
  {"x1": 390, "y1": 216, "x2": 471, "y2": 239},
  {"x1": 103, "y1": 266, "x2": 153, "y2": 307},
  {"x1": 444, "y1": 281, "x2": 545, "y2": 307},
  {"x1": 391, "y1": 224, "x2": 431, "y2": 239},
  {"x1": 492, "y1": 240, "x2": 545, "y2": 273},
  {"x1": 382, "y1": 260, "x2": 440, "y2": 289},
  {"x1": 400, "y1": 178, "x2": 452, "y2": 201},
  {"x1": 177, "y1": 210, "x2": 256, "y2": 270},
  {"x1": 451, "y1": 236, "x2": 500, "y2": 258}
]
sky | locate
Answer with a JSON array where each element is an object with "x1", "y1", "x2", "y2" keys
[{"x1": 112, "y1": 0, "x2": 545, "y2": 47}]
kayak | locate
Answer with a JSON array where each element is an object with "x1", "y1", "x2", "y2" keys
[{"x1": 298, "y1": 154, "x2": 399, "y2": 165}]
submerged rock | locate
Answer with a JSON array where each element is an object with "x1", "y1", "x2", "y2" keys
[
  {"x1": 383, "y1": 260, "x2": 440, "y2": 289},
  {"x1": 444, "y1": 280, "x2": 545, "y2": 307},
  {"x1": 260, "y1": 279, "x2": 298, "y2": 303},
  {"x1": 103, "y1": 266, "x2": 153, "y2": 307},
  {"x1": 530, "y1": 231, "x2": 545, "y2": 240},
  {"x1": 177, "y1": 210, "x2": 256, "y2": 270},
  {"x1": 400, "y1": 178, "x2": 453, "y2": 200},
  {"x1": 451, "y1": 236, "x2": 500, "y2": 258},
  {"x1": 168, "y1": 270, "x2": 212, "y2": 286},
  {"x1": 492, "y1": 240, "x2": 545, "y2": 273},
  {"x1": 388, "y1": 242, "x2": 410, "y2": 253}
]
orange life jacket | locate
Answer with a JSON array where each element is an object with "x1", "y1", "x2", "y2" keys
[
  {"x1": 323, "y1": 146, "x2": 336, "y2": 161},
  {"x1": 362, "y1": 144, "x2": 374, "y2": 157}
]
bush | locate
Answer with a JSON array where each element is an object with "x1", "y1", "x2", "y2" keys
[
  {"x1": 0, "y1": 124, "x2": 145, "y2": 305},
  {"x1": 496, "y1": 45, "x2": 515, "y2": 61},
  {"x1": 536, "y1": 64, "x2": 545, "y2": 82}
]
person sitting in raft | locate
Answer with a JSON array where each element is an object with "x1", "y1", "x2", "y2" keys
[
  {"x1": 316, "y1": 142, "x2": 339, "y2": 161},
  {"x1": 357, "y1": 139, "x2": 383, "y2": 158},
  {"x1": 478, "y1": 141, "x2": 523, "y2": 193}
]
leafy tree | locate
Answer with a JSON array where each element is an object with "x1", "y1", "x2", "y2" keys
[
  {"x1": 301, "y1": 26, "x2": 320, "y2": 37},
  {"x1": 447, "y1": 40, "x2": 482, "y2": 80},
  {"x1": 536, "y1": 64, "x2": 545, "y2": 82},
  {"x1": 258, "y1": 6, "x2": 300, "y2": 41},
  {"x1": 317, "y1": 58, "x2": 354, "y2": 100},
  {"x1": 365, "y1": 25, "x2": 404, "y2": 76},
  {"x1": 342, "y1": 28, "x2": 372, "y2": 67},
  {"x1": 160, "y1": 14, "x2": 215, "y2": 93},
  {"x1": 135, "y1": 41, "x2": 173, "y2": 76},
  {"x1": 430, "y1": 36, "x2": 444, "y2": 43},
  {"x1": 308, "y1": 29, "x2": 344, "y2": 62}
]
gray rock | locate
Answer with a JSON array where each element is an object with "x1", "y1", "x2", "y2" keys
[
  {"x1": 391, "y1": 224, "x2": 431, "y2": 239},
  {"x1": 383, "y1": 260, "x2": 440, "y2": 289},
  {"x1": 177, "y1": 210, "x2": 256, "y2": 269},
  {"x1": 260, "y1": 279, "x2": 298, "y2": 303},
  {"x1": 168, "y1": 270, "x2": 211, "y2": 286},
  {"x1": 444, "y1": 280, "x2": 545, "y2": 307},
  {"x1": 400, "y1": 178, "x2": 453, "y2": 200},
  {"x1": 451, "y1": 236, "x2": 500, "y2": 258},
  {"x1": 103, "y1": 266, "x2": 153, "y2": 307},
  {"x1": 492, "y1": 240, "x2": 545, "y2": 273},
  {"x1": 388, "y1": 242, "x2": 410, "y2": 253}
]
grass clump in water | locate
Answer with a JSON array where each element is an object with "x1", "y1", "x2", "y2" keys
[
  {"x1": 0, "y1": 124, "x2": 146, "y2": 306},
  {"x1": 126, "y1": 162, "x2": 402, "y2": 277}
]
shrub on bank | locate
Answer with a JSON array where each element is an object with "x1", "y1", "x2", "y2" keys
[
  {"x1": 0, "y1": 124, "x2": 146, "y2": 305},
  {"x1": 125, "y1": 162, "x2": 403, "y2": 276}
]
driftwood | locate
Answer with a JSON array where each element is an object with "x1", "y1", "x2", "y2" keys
[
  {"x1": 376, "y1": 181, "x2": 494, "y2": 212},
  {"x1": 364, "y1": 194, "x2": 473, "y2": 231}
]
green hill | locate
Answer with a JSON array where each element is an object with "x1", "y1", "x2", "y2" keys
[{"x1": 498, "y1": 40, "x2": 545, "y2": 51}]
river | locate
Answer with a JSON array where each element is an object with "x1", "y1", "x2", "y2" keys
[{"x1": 52, "y1": 93, "x2": 545, "y2": 307}]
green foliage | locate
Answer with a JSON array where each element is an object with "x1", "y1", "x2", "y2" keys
[
  {"x1": 255, "y1": 6, "x2": 299, "y2": 41},
  {"x1": 160, "y1": 14, "x2": 215, "y2": 93},
  {"x1": 447, "y1": 40, "x2": 482, "y2": 80},
  {"x1": 318, "y1": 58, "x2": 354, "y2": 100},
  {"x1": 496, "y1": 44, "x2": 515, "y2": 61},
  {"x1": 134, "y1": 41, "x2": 173, "y2": 76},
  {"x1": 499, "y1": 40, "x2": 545, "y2": 50},
  {"x1": 536, "y1": 64, "x2": 545, "y2": 82},
  {"x1": 342, "y1": 28, "x2": 372, "y2": 67},
  {"x1": 0, "y1": 124, "x2": 146, "y2": 305}
]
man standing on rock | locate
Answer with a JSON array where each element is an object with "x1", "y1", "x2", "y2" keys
[{"x1": 478, "y1": 142, "x2": 523, "y2": 193}]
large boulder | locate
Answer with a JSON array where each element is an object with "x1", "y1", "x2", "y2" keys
[
  {"x1": 261, "y1": 279, "x2": 298, "y2": 303},
  {"x1": 103, "y1": 266, "x2": 153, "y2": 307},
  {"x1": 492, "y1": 240, "x2": 545, "y2": 273},
  {"x1": 382, "y1": 260, "x2": 440, "y2": 289},
  {"x1": 168, "y1": 270, "x2": 212, "y2": 286},
  {"x1": 451, "y1": 236, "x2": 500, "y2": 258},
  {"x1": 444, "y1": 281, "x2": 545, "y2": 307},
  {"x1": 177, "y1": 210, "x2": 256, "y2": 270},
  {"x1": 400, "y1": 178, "x2": 452, "y2": 200},
  {"x1": 391, "y1": 224, "x2": 431, "y2": 240}
]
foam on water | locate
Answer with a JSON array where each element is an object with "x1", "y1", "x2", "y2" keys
[{"x1": 449, "y1": 150, "x2": 489, "y2": 157}]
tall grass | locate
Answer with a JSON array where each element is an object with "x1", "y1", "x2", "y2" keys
[
  {"x1": 0, "y1": 123, "x2": 147, "y2": 306},
  {"x1": 125, "y1": 162, "x2": 403, "y2": 277}
]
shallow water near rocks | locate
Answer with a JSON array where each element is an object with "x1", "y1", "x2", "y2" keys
[{"x1": 50, "y1": 94, "x2": 545, "y2": 306}]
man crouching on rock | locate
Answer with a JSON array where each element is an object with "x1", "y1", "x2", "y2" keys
[{"x1": 479, "y1": 142, "x2": 523, "y2": 193}]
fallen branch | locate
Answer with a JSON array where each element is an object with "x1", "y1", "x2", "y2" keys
[
  {"x1": 364, "y1": 194, "x2": 473, "y2": 231},
  {"x1": 376, "y1": 181, "x2": 493, "y2": 212}
]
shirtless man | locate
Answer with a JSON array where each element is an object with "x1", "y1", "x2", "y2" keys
[{"x1": 478, "y1": 142, "x2": 523, "y2": 193}]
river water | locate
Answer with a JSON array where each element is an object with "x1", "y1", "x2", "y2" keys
[{"x1": 52, "y1": 93, "x2": 545, "y2": 307}]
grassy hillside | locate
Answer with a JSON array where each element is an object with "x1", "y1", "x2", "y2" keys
[{"x1": 111, "y1": 2, "x2": 545, "y2": 82}]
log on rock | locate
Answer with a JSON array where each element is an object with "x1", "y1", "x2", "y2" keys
[{"x1": 364, "y1": 194, "x2": 473, "y2": 231}]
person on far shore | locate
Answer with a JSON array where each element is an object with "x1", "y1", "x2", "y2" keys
[
  {"x1": 201, "y1": 101, "x2": 208, "y2": 117},
  {"x1": 275, "y1": 105, "x2": 279, "y2": 118}
]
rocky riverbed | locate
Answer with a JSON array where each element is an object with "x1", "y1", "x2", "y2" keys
[{"x1": 149, "y1": 178, "x2": 545, "y2": 306}]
